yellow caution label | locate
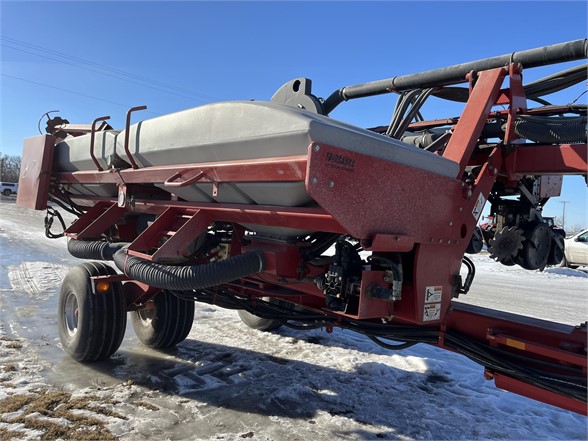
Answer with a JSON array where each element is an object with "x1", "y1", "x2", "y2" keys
[{"x1": 506, "y1": 338, "x2": 526, "y2": 351}]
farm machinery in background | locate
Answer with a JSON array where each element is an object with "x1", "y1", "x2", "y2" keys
[{"x1": 17, "y1": 40, "x2": 587, "y2": 415}]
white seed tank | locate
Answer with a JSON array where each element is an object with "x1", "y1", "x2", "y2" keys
[{"x1": 53, "y1": 101, "x2": 458, "y2": 236}]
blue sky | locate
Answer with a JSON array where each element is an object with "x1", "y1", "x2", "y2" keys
[{"x1": 1, "y1": 1, "x2": 586, "y2": 228}]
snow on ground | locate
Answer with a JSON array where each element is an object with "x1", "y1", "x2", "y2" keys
[
  {"x1": 1, "y1": 200, "x2": 587, "y2": 440},
  {"x1": 457, "y1": 254, "x2": 588, "y2": 325}
]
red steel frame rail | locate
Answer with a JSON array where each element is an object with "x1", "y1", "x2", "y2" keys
[{"x1": 442, "y1": 303, "x2": 586, "y2": 415}]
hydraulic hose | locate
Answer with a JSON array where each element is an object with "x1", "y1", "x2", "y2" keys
[
  {"x1": 399, "y1": 113, "x2": 586, "y2": 149},
  {"x1": 431, "y1": 64, "x2": 588, "y2": 103},
  {"x1": 67, "y1": 239, "x2": 129, "y2": 261},
  {"x1": 512, "y1": 115, "x2": 587, "y2": 144},
  {"x1": 113, "y1": 248, "x2": 265, "y2": 291},
  {"x1": 323, "y1": 39, "x2": 587, "y2": 114}
]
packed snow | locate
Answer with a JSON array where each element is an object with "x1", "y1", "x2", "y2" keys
[{"x1": 0, "y1": 200, "x2": 586, "y2": 440}]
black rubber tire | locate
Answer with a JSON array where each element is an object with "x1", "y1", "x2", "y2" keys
[
  {"x1": 131, "y1": 291, "x2": 195, "y2": 348},
  {"x1": 548, "y1": 239, "x2": 564, "y2": 266},
  {"x1": 2, "y1": 189, "x2": 11, "y2": 196},
  {"x1": 238, "y1": 297, "x2": 283, "y2": 332},
  {"x1": 238, "y1": 310, "x2": 283, "y2": 332},
  {"x1": 547, "y1": 229, "x2": 565, "y2": 266},
  {"x1": 58, "y1": 262, "x2": 127, "y2": 362}
]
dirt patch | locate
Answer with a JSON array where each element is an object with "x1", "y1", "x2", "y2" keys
[
  {"x1": 133, "y1": 400, "x2": 159, "y2": 411},
  {"x1": 3, "y1": 343, "x2": 23, "y2": 350},
  {"x1": 0, "y1": 388, "x2": 126, "y2": 440}
]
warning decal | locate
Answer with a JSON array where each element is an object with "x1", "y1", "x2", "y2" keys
[
  {"x1": 423, "y1": 304, "x2": 441, "y2": 322},
  {"x1": 425, "y1": 286, "x2": 442, "y2": 303},
  {"x1": 472, "y1": 193, "x2": 485, "y2": 220}
]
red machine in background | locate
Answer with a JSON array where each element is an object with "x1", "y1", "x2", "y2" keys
[{"x1": 17, "y1": 40, "x2": 587, "y2": 414}]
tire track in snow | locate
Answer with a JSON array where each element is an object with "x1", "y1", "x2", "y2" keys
[{"x1": 7, "y1": 262, "x2": 69, "y2": 300}]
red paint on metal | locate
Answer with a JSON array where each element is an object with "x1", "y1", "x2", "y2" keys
[
  {"x1": 90, "y1": 275, "x2": 161, "y2": 308},
  {"x1": 305, "y1": 143, "x2": 462, "y2": 242},
  {"x1": 237, "y1": 279, "x2": 321, "y2": 298},
  {"x1": 127, "y1": 207, "x2": 179, "y2": 253},
  {"x1": 151, "y1": 210, "x2": 211, "y2": 261},
  {"x1": 491, "y1": 372, "x2": 587, "y2": 416},
  {"x1": 95, "y1": 273, "x2": 128, "y2": 281},
  {"x1": 393, "y1": 244, "x2": 461, "y2": 325},
  {"x1": 442, "y1": 68, "x2": 507, "y2": 175},
  {"x1": 53, "y1": 155, "x2": 309, "y2": 185},
  {"x1": 75, "y1": 203, "x2": 127, "y2": 240},
  {"x1": 442, "y1": 303, "x2": 587, "y2": 414},
  {"x1": 16, "y1": 135, "x2": 56, "y2": 210},
  {"x1": 229, "y1": 223, "x2": 245, "y2": 256},
  {"x1": 503, "y1": 64, "x2": 527, "y2": 144},
  {"x1": 121, "y1": 280, "x2": 162, "y2": 309},
  {"x1": 357, "y1": 270, "x2": 395, "y2": 319},
  {"x1": 407, "y1": 118, "x2": 460, "y2": 130},
  {"x1": 443, "y1": 303, "x2": 586, "y2": 359},
  {"x1": 506, "y1": 144, "x2": 588, "y2": 177},
  {"x1": 68, "y1": 196, "x2": 347, "y2": 233},
  {"x1": 362, "y1": 234, "x2": 415, "y2": 252},
  {"x1": 488, "y1": 333, "x2": 587, "y2": 368},
  {"x1": 244, "y1": 242, "x2": 302, "y2": 278},
  {"x1": 65, "y1": 202, "x2": 115, "y2": 236}
]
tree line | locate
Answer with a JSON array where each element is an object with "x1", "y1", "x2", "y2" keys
[{"x1": 0, "y1": 154, "x2": 21, "y2": 183}]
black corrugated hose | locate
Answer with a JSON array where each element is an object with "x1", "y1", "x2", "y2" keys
[
  {"x1": 67, "y1": 239, "x2": 129, "y2": 261},
  {"x1": 112, "y1": 248, "x2": 265, "y2": 291},
  {"x1": 67, "y1": 239, "x2": 265, "y2": 291},
  {"x1": 512, "y1": 115, "x2": 587, "y2": 144}
]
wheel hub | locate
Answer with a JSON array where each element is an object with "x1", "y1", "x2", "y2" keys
[
  {"x1": 137, "y1": 305, "x2": 155, "y2": 324},
  {"x1": 64, "y1": 292, "x2": 79, "y2": 336},
  {"x1": 517, "y1": 223, "x2": 552, "y2": 270}
]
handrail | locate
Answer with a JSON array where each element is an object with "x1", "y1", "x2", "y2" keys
[
  {"x1": 124, "y1": 105, "x2": 147, "y2": 169},
  {"x1": 89, "y1": 115, "x2": 110, "y2": 171}
]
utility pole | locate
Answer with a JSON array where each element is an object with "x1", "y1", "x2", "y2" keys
[{"x1": 559, "y1": 201, "x2": 569, "y2": 230}]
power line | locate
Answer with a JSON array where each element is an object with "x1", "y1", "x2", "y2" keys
[
  {"x1": 1, "y1": 73, "x2": 160, "y2": 116},
  {"x1": 2, "y1": 44, "x2": 209, "y2": 103},
  {"x1": 1, "y1": 36, "x2": 220, "y2": 103},
  {"x1": 1, "y1": 36, "x2": 218, "y2": 100}
]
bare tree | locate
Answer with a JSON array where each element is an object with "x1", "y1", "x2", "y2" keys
[
  {"x1": 0, "y1": 154, "x2": 21, "y2": 182},
  {"x1": 567, "y1": 224, "x2": 586, "y2": 236}
]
